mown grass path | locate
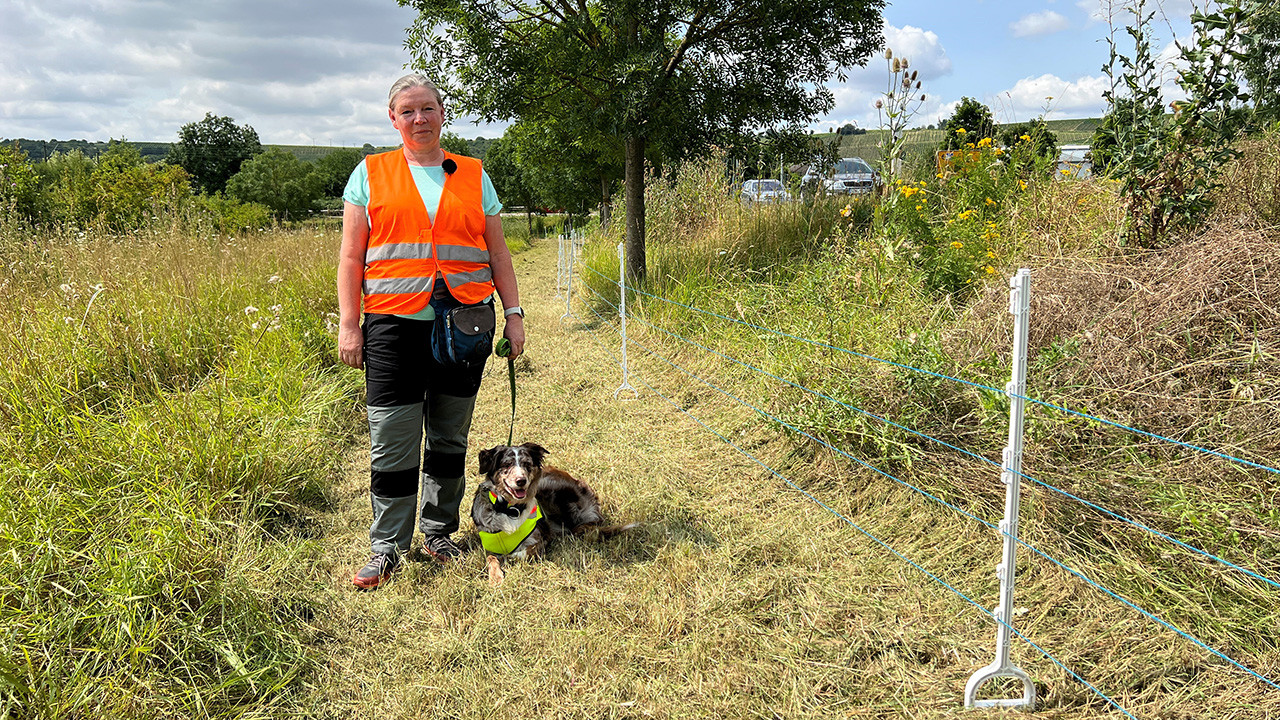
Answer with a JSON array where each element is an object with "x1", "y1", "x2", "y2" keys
[{"x1": 297, "y1": 238, "x2": 1231, "y2": 719}]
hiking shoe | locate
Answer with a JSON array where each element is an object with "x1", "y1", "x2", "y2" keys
[
  {"x1": 352, "y1": 553, "x2": 401, "y2": 590},
  {"x1": 422, "y1": 534, "x2": 463, "y2": 563}
]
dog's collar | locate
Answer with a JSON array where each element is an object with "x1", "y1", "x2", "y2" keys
[{"x1": 489, "y1": 490, "x2": 529, "y2": 518}]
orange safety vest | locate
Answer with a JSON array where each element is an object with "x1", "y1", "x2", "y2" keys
[{"x1": 361, "y1": 150, "x2": 494, "y2": 314}]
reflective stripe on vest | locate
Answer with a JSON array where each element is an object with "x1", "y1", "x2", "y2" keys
[
  {"x1": 478, "y1": 491, "x2": 542, "y2": 555},
  {"x1": 362, "y1": 150, "x2": 494, "y2": 315}
]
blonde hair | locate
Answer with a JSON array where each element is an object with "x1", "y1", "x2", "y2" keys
[{"x1": 388, "y1": 74, "x2": 443, "y2": 109}]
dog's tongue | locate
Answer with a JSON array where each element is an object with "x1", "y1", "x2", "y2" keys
[{"x1": 511, "y1": 488, "x2": 527, "y2": 500}]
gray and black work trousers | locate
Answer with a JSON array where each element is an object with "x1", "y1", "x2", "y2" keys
[{"x1": 363, "y1": 312, "x2": 488, "y2": 557}]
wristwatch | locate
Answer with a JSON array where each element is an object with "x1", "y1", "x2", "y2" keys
[{"x1": 503, "y1": 305, "x2": 524, "y2": 318}]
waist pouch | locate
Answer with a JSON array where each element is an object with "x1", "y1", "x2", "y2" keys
[{"x1": 430, "y1": 296, "x2": 495, "y2": 368}]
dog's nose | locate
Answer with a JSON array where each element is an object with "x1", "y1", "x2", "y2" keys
[{"x1": 514, "y1": 477, "x2": 527, "y2": 487}]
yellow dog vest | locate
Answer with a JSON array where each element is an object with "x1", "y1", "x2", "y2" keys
[{"x1": 478, "y1": 491, "x2": 542, "y2": 555}]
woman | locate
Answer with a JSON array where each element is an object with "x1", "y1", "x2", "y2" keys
[{"x1": 337, "y1": 74, "x2": 525, "y2": 590}]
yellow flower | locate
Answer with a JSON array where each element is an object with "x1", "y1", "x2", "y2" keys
[
  {"x1": 977, "y1": 137, "x2": 992, "y2": 148},
  {"x1": 1061, "y1": 168, "x2": 1072, "y2": 175},
  {"x1": 840, "y1": 204, "x2": 852, "y2": 217},
  {"x1": 987, "y1": 251, "x2": 996, "y2": 259},
  {"x1": 994, "y1": 148, "x2": 1004, "y2": 156},
  {"x1": 1019, "y1": 134, "x2": 1031, "y2": 142},
  {"x1": 984, "y1": 197, "x2": 996, "y2": 206},
  {"x1": 956, "y1": 127, "x2": 967, "y2": 134},
  {"x1": 985, "y1": 265, "x2": 996, "y2": 274},
  {"x1": 950, "y1": 241, "x2": 964, "y2": 249},
  {"x1": 936, "y1": 172, "x2": 945, "y2": 179},
  {"x1": 1018, "y1": 180, "x2": 1027, "y2": 191},
  {"x1": 957, "y1": 209, "x2": 975, "y2": 221},
  {"x1": 915, "y1": 204, "x2": 923, "y2": 210}
]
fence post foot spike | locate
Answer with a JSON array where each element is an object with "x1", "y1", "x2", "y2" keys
[{"x1": 964, "y1": 660, "x2": 1036, "y2": 710}]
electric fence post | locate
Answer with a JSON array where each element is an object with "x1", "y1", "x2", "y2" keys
[
  {"x1": 613, "y1": 241, "x2": 637, "y2": 399},
  {"x1": 561, "y1": 230, "x2": 575, "y2": 321},
  {"x1": 965, "y1": 268, "x2": 1036, "y2": 711},
  {"x1": 556, "y1": 232, "x2": 565, "y2": 300}
]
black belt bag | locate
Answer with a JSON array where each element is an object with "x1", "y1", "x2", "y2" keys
[{"x1": 430, "y1": 297, "x2": 495, "y2": 368}]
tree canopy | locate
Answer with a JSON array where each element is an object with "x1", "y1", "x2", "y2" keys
[
  {"x1": 401, "y1": 0, "x2": 885, "y2": 281},
  {"x1": 168, "y1": 113, "x2": 262, "y2": 195},
  {"x1": 940, "y1": 97, "x2": 996, "y2": 150}
]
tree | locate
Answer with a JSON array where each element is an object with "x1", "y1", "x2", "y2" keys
[
  {"x1": 403, "y1": 0, "x2": 886, "y2": 283},
  {"x1": 1242, "y1": 0, "x2": 1280, "y2": 123},
  {"x1": 998, "y1": 118, "x2": 1058, "y2": 165},
  {"x1": 168, "y1": 113, "x2": 262, "y2": 194},
  {"x1": 226, "y1": 148, "x2": 322, "y2": 219},
  {"x1": 313, "y1": 148, "x2": 363, "y2": 197},
  {"x1": 441, "y1": 131, "x2": 471, "y2": 156},
  {"x1": 940, "y1": 97, "x2": 996, "y2": 150},
  {"x1": 484, "y1": 131, "x2": 539, "y2": 234}
]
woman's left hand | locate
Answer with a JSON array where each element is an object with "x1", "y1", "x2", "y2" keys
[{"x1": 503, "y1": 315, "x2": 525, "y2": 359}]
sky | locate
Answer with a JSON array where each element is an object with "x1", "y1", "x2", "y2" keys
[{"x1": 0, "y1": 0, "x2": 1199, "y2": 147}]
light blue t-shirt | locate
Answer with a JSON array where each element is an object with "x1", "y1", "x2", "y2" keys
[{"x1": 344, "y1": 158, "x2": 504, "y2": 320}]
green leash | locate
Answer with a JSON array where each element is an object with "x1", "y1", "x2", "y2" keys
[{"x1": 494, "y1": 338, "x2": 516, "y2": 445}]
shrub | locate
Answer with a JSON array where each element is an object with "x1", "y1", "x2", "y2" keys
[{"x1": 226, "y1": 149, "x2": 323, "y2": 220}]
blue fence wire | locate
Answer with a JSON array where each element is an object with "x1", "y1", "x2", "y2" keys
[
  {"x1": 578, "y1": 281, "x2": 1280, "y2": 694},
  {"x1": 574, "y1": 298, "x2": 1140, "y2": 719},
  {"x1": 580, "y1": 263, "x2": 1280, "y2": 593}
]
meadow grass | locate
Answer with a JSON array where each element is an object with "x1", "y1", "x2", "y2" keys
[{"x1": 0, "y1": 219, "x2": 360, "y2": 718}]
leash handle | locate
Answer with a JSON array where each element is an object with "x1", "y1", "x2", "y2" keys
[{"x1": 495, "y1": 338, "x2": 516, "y2": 445}]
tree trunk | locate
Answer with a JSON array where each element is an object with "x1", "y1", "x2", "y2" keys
[
  {"x1": 599, "y1": 172, "x2": 612, "y2": 229},
  {"x1": 624, "y1": 134, "x2": 646, "y2": 284}
]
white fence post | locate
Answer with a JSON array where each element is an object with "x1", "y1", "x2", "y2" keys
[
  {"x1": 556, "y1": 232, "x2": 565, "y2": 300},
  {"x1": 561, "y1": 230, "x2": 575, "y2": 321},
  {"x1": 613, "y1": 241, "x2": 637, "y2": 400},
  {"x1": 965, "y1": 268, "x2": 1036, "y2": 711}
]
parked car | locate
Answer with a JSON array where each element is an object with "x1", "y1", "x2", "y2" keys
[
  {"x1": 1056, "y1": 144, "x2": 1092, "y2": 179},
  {"x1": 803, "y1": 157, "x2": 879, "y2": 195},
  {"x1": 740, "y1": 179, "x2": 791, "y2": 204}
]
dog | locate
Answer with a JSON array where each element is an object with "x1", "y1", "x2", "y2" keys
[{"x1": 472, "y1": 442, "x2": 632, "y2": 585}]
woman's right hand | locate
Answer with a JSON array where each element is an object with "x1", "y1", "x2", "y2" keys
[{"x1": 338, "y1": 324, "x2": 364, "y2": 369}]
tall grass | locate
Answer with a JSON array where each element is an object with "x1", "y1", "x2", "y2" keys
[{"x1": 0, "y1": 219, "x2": 359, "y2": 718}]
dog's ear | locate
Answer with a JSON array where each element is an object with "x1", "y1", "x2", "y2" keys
[
  {"x1": 478, "y1": 446, "x2": 502, "y2": 474},
  {"x1": 520, "y1": 442, "x2": 549, "y2": 467}
]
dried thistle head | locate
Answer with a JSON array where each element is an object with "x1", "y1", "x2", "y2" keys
[
  {"x1": 892, "y1": 58, "x2": 901, "y2": 73},
  {"x1": 875, "y1": 99, "x2": 884, "y2": 109},
  {"x1": 884, "y1": 47, "x2": 893, "y2": 60},
  {"x1": 901, "y1": 57, "x2": 910, "y2": 69}
]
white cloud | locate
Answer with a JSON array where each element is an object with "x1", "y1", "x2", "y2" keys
[
  {"x1": 997, "y1": 74, "x2": 1111, "y2": 120},
  {"x1": 1011, "y1": 11, "x2": 1071, "y2": 38}
]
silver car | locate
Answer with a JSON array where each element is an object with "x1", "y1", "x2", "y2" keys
[
  {"x1": 740, "y1": 179, "x2": 791, "y2": 204},
  {"x1": 821, "y1": 157, "x2": 879, "y2": 195}
]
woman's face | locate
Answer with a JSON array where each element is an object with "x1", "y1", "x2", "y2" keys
[{"x1": 389, "y1": 86, "x2": 444, "y2": 152}]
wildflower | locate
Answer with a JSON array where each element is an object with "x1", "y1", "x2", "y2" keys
[
  {"x1": 244, "y1": 305, "x2": 259, "y2": 315},
  {"x1": 987, "y1": 251, "x2": 996, "y2": 259},
  {"x1": 985, "y1": 266, "x2": 996, "y2": 274},
  {"x1": 1018, "y1": 180, "x2": 1028, "y2": 191},
  {"x1": 1019, "y1": 134, "x2": 1031, "y2": 142},
  {"x1": 915, "y1": 204, "x2": 923, "y2": 211},
  {"x1": 994, "y1": 148, "x2": 1004, "y2": 156},
  {"x1": 936, "y1": 173, "x2": 945, "y2": 179},
  {"x1": 1060, "y1": 168, "x2": 1072, "y2": 175},
  {"x1": 840, "y1": 204, "x2": 852, "y2": 217},
  {"x1": 268, "y1": 275, "x2": 282, "y2": 285},
  {"x1": 251, "y1": 322, "x2": 260, "y2": 330},
  {"x1": 956, "y1": 128, "x2": 967, "y2": 134},
  {"x1": 977, "y1": 137, "x2": 992, "y2": 148},
  {"x1": 984, "y1": 197, "x2": 996, "y2": 206},
  {"x1": 950, "y1": 241, "x2": 964, "y2": 249}
]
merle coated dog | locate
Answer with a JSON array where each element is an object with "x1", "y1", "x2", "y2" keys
[{"x1": 472, "y1": 442, "x2": 632, "y2": 585}]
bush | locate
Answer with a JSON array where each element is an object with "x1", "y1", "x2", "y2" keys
[
  {"x1": 192, "y1": 194, "x2": 275, "y2": 234},
  {"x1": 226, "y1": 149, "x2": 323, "y2": 220}
]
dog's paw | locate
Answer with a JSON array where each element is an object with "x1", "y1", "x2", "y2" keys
[{"x1": 486, "y1": 554, "x2": 505, "y2": 586}]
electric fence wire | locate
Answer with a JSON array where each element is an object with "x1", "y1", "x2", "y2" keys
[
  {"x1": 572, "y1": 294, "x2": 1140, "y2": 720},
  {"x1": 578, "y1": 264, "x2": 1280, "y2": 593},
  {"x1": 623, "y1": 277, "x2": 1280, "y2": 478},
  {"x1": 578, "y1": 280, "x2": 1280, "y2": 693}
]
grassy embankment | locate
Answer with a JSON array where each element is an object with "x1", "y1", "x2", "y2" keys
[{"x1": 1, "y1": 126, "x2": 1277, "y2": 719}]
